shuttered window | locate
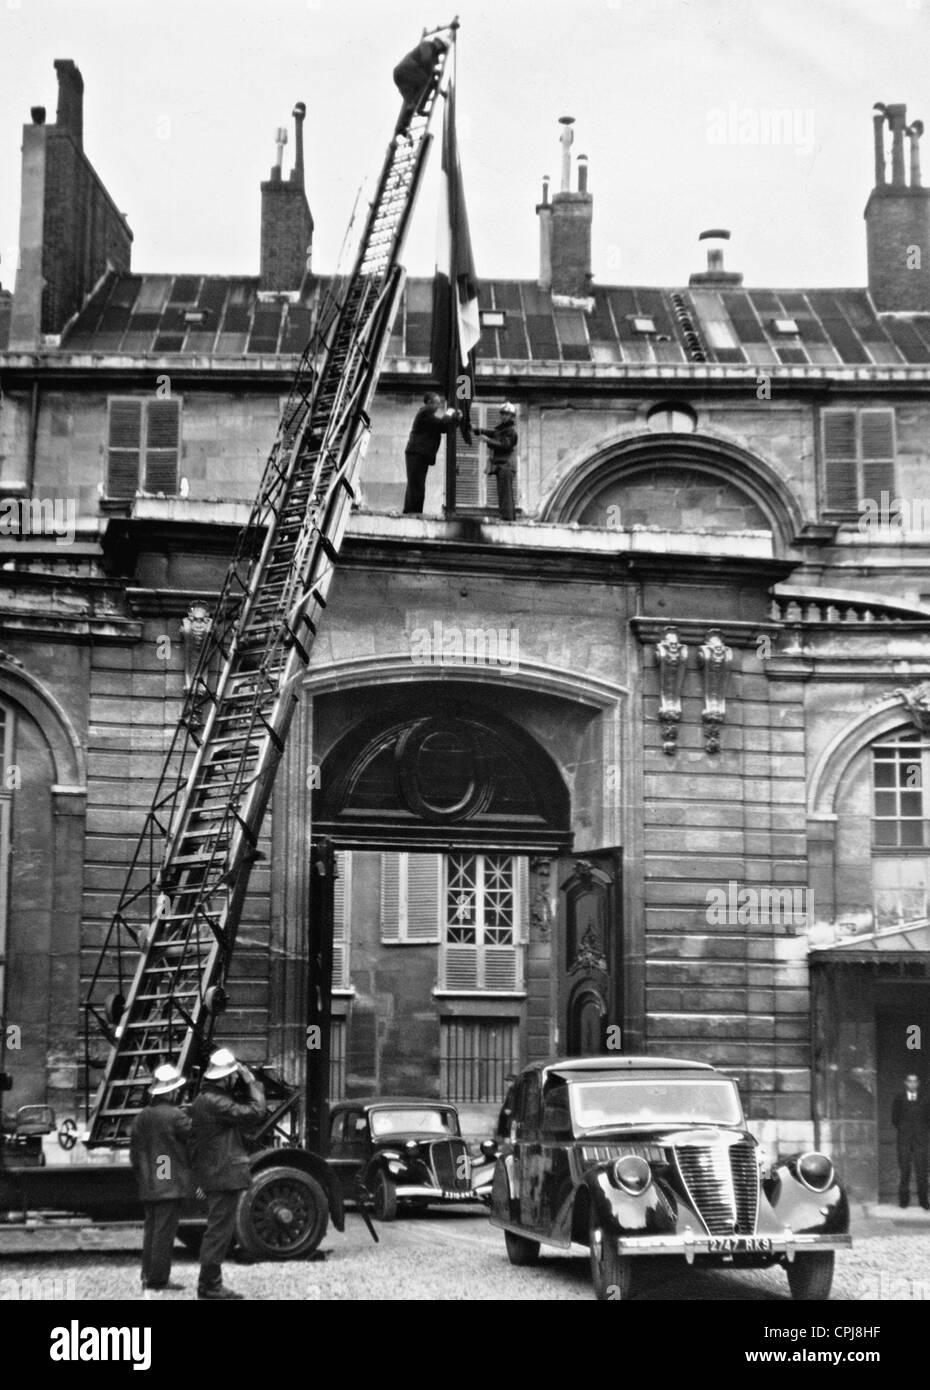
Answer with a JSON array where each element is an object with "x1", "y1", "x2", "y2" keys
[
  {"x1": 106, "y1": 397, "x2": 182, "y2": 498},
  {"x1": 441, "y1": 853, "x2": 527, "y2": 993},
  {"x1": 821, "y1": 407, "x2": 895, "y2": 513},
  {"x1": 332, "y1": 850, "x2": 351, "y2": 988},
  {"x1": 379, "y1": 852, "x2": 442, "y2": 942},
  {"x1": 455, "y1": 402, "x2": 518, "y2": 510}
]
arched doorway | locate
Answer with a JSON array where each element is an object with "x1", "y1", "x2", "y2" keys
[{"x1": 306, "y1": 689, "x2": 575, "y2": 1135}]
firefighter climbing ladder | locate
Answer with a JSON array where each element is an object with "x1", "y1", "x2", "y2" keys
[{"x1": 83, "y1": 26, "x2": 457, "y2": 1146}]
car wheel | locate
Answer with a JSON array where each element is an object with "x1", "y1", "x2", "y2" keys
[
  {"x1": 589, "y1": 1210, "x2": 635, "y2": 1301},
  {"x1": 373, "y1": 1171, "x2": 398, "y2": 1222},
  {"x1": 504, "y1": 1229, "x2": 540, "y2": 1266},
  {"x1": 236, "y1": 1166, "x2": 329, "y2": 1260},
  {"x1": 786, "y1": 1251, "x2": 834, "y2": 1301}
]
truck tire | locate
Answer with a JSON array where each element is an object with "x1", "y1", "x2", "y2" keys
[{"x1": 236, "y1": 1165, "x2": 329, "y2": 1260}]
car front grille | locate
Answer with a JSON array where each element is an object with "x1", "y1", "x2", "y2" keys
[
  {"x1": 674, "y1": 1140, "x2": 759, "y2": 1235},
  {"x1": 430, "y1": 1138, "x2": 469, "y2": 1191}
]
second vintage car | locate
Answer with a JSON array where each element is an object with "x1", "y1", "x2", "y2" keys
[
  {"x1": 491, "y1": 1056, "x2": 851, "y2": 1300},
  {"x1": 326, "y1": 1097, "x2": 496, "y2": 1220}
]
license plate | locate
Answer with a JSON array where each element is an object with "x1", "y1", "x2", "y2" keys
[
  {"x1": 706, "y1": 1236, "x2": 773, "y2": 1253},
  {"x1": 440, "y1": 1190, "x2": 475, "y2": 1201}
]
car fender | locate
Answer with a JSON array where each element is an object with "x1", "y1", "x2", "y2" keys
[
  {"x1": 247, "y1": 1147, "x2": 345, "y2": 1233},
  {"x1": 765, "y1": 1157, "x2": 849, "y2": 1235},
  {"x1": 581, "y1": 1165, "x2": 675, "y2": 1238}
]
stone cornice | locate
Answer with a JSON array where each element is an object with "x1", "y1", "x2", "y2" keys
[{"x1": 4, "y1": 351, "x2": 930, "y2": 394}]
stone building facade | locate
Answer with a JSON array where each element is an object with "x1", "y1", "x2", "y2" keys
[{"x1": 2, "y1": 62, "x2": 930, "y2": 1197}]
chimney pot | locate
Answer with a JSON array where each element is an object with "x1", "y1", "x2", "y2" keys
[
  {"x1": 690, "y1": 229, "x2": 742, "y2": 285},
  {"x1": 558, "y1": 115, "x2": 574, "y2": 192},
  {"x1": 577, "y1": 154, "x2": 589, "y2": 194},
  {"x1": 291, "y1": 101, "x2": 306, "y2": 186},
  {"x1": 30, "y1": 106, "x2": 46, "y2": 125}
]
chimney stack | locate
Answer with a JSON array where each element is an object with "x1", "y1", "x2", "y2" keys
[
  {"x1": 10, "y1": 60, "x2": 132, "y2": 348},
  {"x1": 260, "y1": 103, "x2": 314, "y2": 291},
  {"x1": 54, "y1": 58, "x2": 84, "y2": 148},
  {"x1": 537, "y1": 117, "x2": 593, "y2": 297},
  {"x1": 865, "y1": 101, "x2": 930, "y2": 311},
  {"x1": 689, "y1": 229, "x2": 743, "y2": 286}
]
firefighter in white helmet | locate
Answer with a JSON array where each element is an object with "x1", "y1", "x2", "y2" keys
[
  {"x1": 129, "y1": 1062, "x2": 193, "y2": 1293},
  {"x1": 189, "y1": 1048, "x2": 265, "y2": 1300}
]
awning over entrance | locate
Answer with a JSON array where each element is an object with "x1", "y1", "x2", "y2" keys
[{"x1": 810, "y1": 918, "x2": 930, "y2": 963}]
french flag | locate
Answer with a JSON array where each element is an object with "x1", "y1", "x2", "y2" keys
[{"x1": 430, "y1": 62, "x2": 480, "y2": 444}]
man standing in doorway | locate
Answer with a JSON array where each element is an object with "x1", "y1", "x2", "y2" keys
[
  {"x1": 190, "y1": 1048, "x2": 266, "y2": 1299},
  {"x1": 476, "y1": 402, "x2": 518, "y2": 521},
  {"x1": 891, "y1": 1071, "x2": 930, "y2": 1209},
  {"x1": 403, "y1": 392, "x2": 460, "y2": 514}
]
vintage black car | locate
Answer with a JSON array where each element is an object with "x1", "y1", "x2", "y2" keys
[
  {"x1": 490, "y1": 1056, "x2": 851, "y2": 1301},
  {"x1": 327, "y1": 1098, "x2": 496, "y2": 1220}
]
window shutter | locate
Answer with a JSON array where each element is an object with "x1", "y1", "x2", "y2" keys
[
  {"x1": 516, "y1": 857, "x2": 530, "y2": 943},
  {"x1": 821, "y1": 409, "x2": 858, "y2": 511},
  {"x1": 332, "y1": 850, "x2": 349, "y2": 988},
  {"x1": 405, "y1": 853, "x2": 442, "y2": 940},
  {"x1": 380, "y1": 852, "x2": 401, "y2": 942},
  {"x1": 859, "y1": 408, "x2": 896, "y2": 500},
  {"x1": 483, "y1": 947, "x2": 518, "y2": 991},
  {"x1": 444, "y1": 944, "x2": 479, "y2": 990},
  {"x1": 144, "y1": 398, "x2": 181, "y2": 494},
  {"x1": 107, "y1": 400, "x2": 142, "y2": 498},
  {"x1": 456, "y1": 404, "x2": 485, "y2": 506}
]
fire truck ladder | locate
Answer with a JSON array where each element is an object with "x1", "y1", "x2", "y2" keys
[{"x1": 83, "y1": 30, "x2": 455, "y2": 1146}]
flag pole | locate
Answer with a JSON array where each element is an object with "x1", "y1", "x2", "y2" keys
[{"x1": 443, "y1": 31, "x2": 458, "y2": 516}]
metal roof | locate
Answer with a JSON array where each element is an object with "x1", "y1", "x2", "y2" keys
[
  {"x1": 810, "y1": 918, "x2": 930, "y2": 960},
  {"x1": 53, "y1": 271, "x2": 930, "y2": 368}
]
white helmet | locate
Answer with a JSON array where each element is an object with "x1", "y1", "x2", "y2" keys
[
  {"x1": 204, "y1": 1047, "x2": 239, "y2": 1081},
  {"x1": 151, "y1": 1063, "x2": 185, "y2": 1097}
]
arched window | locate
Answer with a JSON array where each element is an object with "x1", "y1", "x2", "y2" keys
[{"x1": 872, "y1": 731, "x2": 930, "y2": 925}]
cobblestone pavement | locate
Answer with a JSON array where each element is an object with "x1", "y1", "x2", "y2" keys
[{"x1": 0, "y1": 1207, "x2": 929, "y2": 1301}]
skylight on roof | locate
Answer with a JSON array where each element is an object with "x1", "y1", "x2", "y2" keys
[
  {"x1": 481, "y1": 309, "x2": 506, "y2": 328},
  {"x1": 772, "y1": 317, "x2": 799, "y2": 335},
  {"x1": 630, "y1": 316, "x2": 656, "y2": 334}
]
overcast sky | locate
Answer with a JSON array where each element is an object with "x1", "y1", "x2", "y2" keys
[{"x1": 0, "y1": 0, "x2": 927, "y2": 292}]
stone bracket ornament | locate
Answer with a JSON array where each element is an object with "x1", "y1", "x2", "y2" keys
[
  {"x1": 895, "y1": 680, "x2": 930, "y2": 735},
  {"x1": 180, "y1": 602, "x2": 213, "y2": 690},
  {"x1": 698, "y1": 629, "x2": 733, "y2": 754},
  {"x1": 655, "y1": 627, "x2": 688, "y2": 755}
]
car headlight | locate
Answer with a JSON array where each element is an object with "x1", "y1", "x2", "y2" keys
[
  {"x1": 612, "y1": 1154, "x2": 652, "y2": 1195},
  {"x1": 796, "y1": 1151, "x2": 835, "y2": 1193}
]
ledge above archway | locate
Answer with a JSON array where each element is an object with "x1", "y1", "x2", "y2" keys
[{"x1": 539, "y1": 431, "x2": 805, "y2": 557}]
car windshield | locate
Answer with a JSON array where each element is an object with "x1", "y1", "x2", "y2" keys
[
  {"x1": 369, "y1": 1108, "x2": 458, "y2": 1138},
  {"x1": 569, "y1": 1078, "x2": 743, "y2": 1131}
]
